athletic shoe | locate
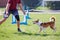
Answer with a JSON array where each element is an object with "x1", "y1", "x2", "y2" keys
[{"x1": 18, "y1": 28, "x2": 22, "y2": 32}]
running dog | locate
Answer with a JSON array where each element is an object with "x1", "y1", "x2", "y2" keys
[{"x1": 33, "y1": 16, "x2": 56, "y2": 33}]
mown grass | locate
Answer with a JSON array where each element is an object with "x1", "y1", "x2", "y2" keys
[
  {"x1": 35, "y1": 6, "x2": 50, "y2": 10},
  {"x1": 0, "y1": 12, "x2": 60, "y2": 40}
]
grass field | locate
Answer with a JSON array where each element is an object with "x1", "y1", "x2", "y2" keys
[{"x1": 0, "y1": 9, "x2": 60, "y2": 40}]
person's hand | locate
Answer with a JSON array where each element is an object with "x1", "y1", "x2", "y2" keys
[
  {"x1": 6, "y1": 12, "x2": 8, "y2": 15},
  {"x1": 5, "y1": 12, "x2": 8, "y2": 17}
]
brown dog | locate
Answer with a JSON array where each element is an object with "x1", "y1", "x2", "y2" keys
[{"x1": 33, "y1": 16, "x2": 56, "y2": 33}]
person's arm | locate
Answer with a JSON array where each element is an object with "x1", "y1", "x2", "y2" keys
[
  {"x1": 5, "y1": 3, "x2": 10, "y2": 15},
  {"x1": 18, "y1": 3, "x2": 25, "y2": 15}
]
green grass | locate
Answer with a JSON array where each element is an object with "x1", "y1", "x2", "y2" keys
[
  {"x1": 0, "y1": 7, "x2": 5, "y2": 11},
  {"x1": 0, "y1": 12, "x2": 60, "y2": 40},
  {"x1": 35, "y1": 6, "x2": 50, "y2": 10}
]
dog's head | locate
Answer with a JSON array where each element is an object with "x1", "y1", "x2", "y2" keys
[{"x1": 33, "y1": 19, "x2": 39, "y2": 24}]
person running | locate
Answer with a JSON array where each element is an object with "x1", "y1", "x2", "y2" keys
[{"x1": 0, "y1": 0, "x2": 25, "y2": 32}]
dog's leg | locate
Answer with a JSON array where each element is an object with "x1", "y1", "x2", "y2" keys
[
  {"x1": 50, "y1": 25, "x2": 56, "y2": 32},
  {"x1": 39, "y1": 26, "x2": 46, "y2": 34},
  {"x1": 43, "y1": 28, "x2": 46, "y2": 34},
  {"x1": 39, "y1": 27, "x2": 42, "y2": 33},
  {"x1": 53, "y1": 25, "x2": 56, "y2": 32}
]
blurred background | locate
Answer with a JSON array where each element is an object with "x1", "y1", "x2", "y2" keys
[{"x1": 0, "y1": 0, "x2": 60, "y2": 10}]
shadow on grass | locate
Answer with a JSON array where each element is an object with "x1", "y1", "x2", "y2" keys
[
  {"x1": 14, "y1": 32, "x2": 60, "y2": 36},
  {"x1": 0, "y1": 31, "x2": 10, "y2": 38}
]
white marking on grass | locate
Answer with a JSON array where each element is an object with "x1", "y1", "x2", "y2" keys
[{"x1": 30, "y1": 10, "x2": 60, "y2": 14}]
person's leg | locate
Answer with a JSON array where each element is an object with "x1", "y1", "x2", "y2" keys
[
  {"x1": 15, "y1": 15, "x2": 21, "y2": 32},
  {"x1": 0, "y1": 11, "x2": 10, "y2": 25},
  {"x1": 0, "y1": 18, "x2": 7, "y2": 25},
  {"x1": 12, "y1": 10, "x2": 21, "y2": 32}
]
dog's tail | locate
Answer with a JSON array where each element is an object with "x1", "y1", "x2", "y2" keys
[{"x1": 50, "y1": 16, "x2": 55, "y2": 22}]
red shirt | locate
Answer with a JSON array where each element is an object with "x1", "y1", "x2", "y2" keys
[{"x1": 8, "y1": 0, "x2": 21, "y2": 10}]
